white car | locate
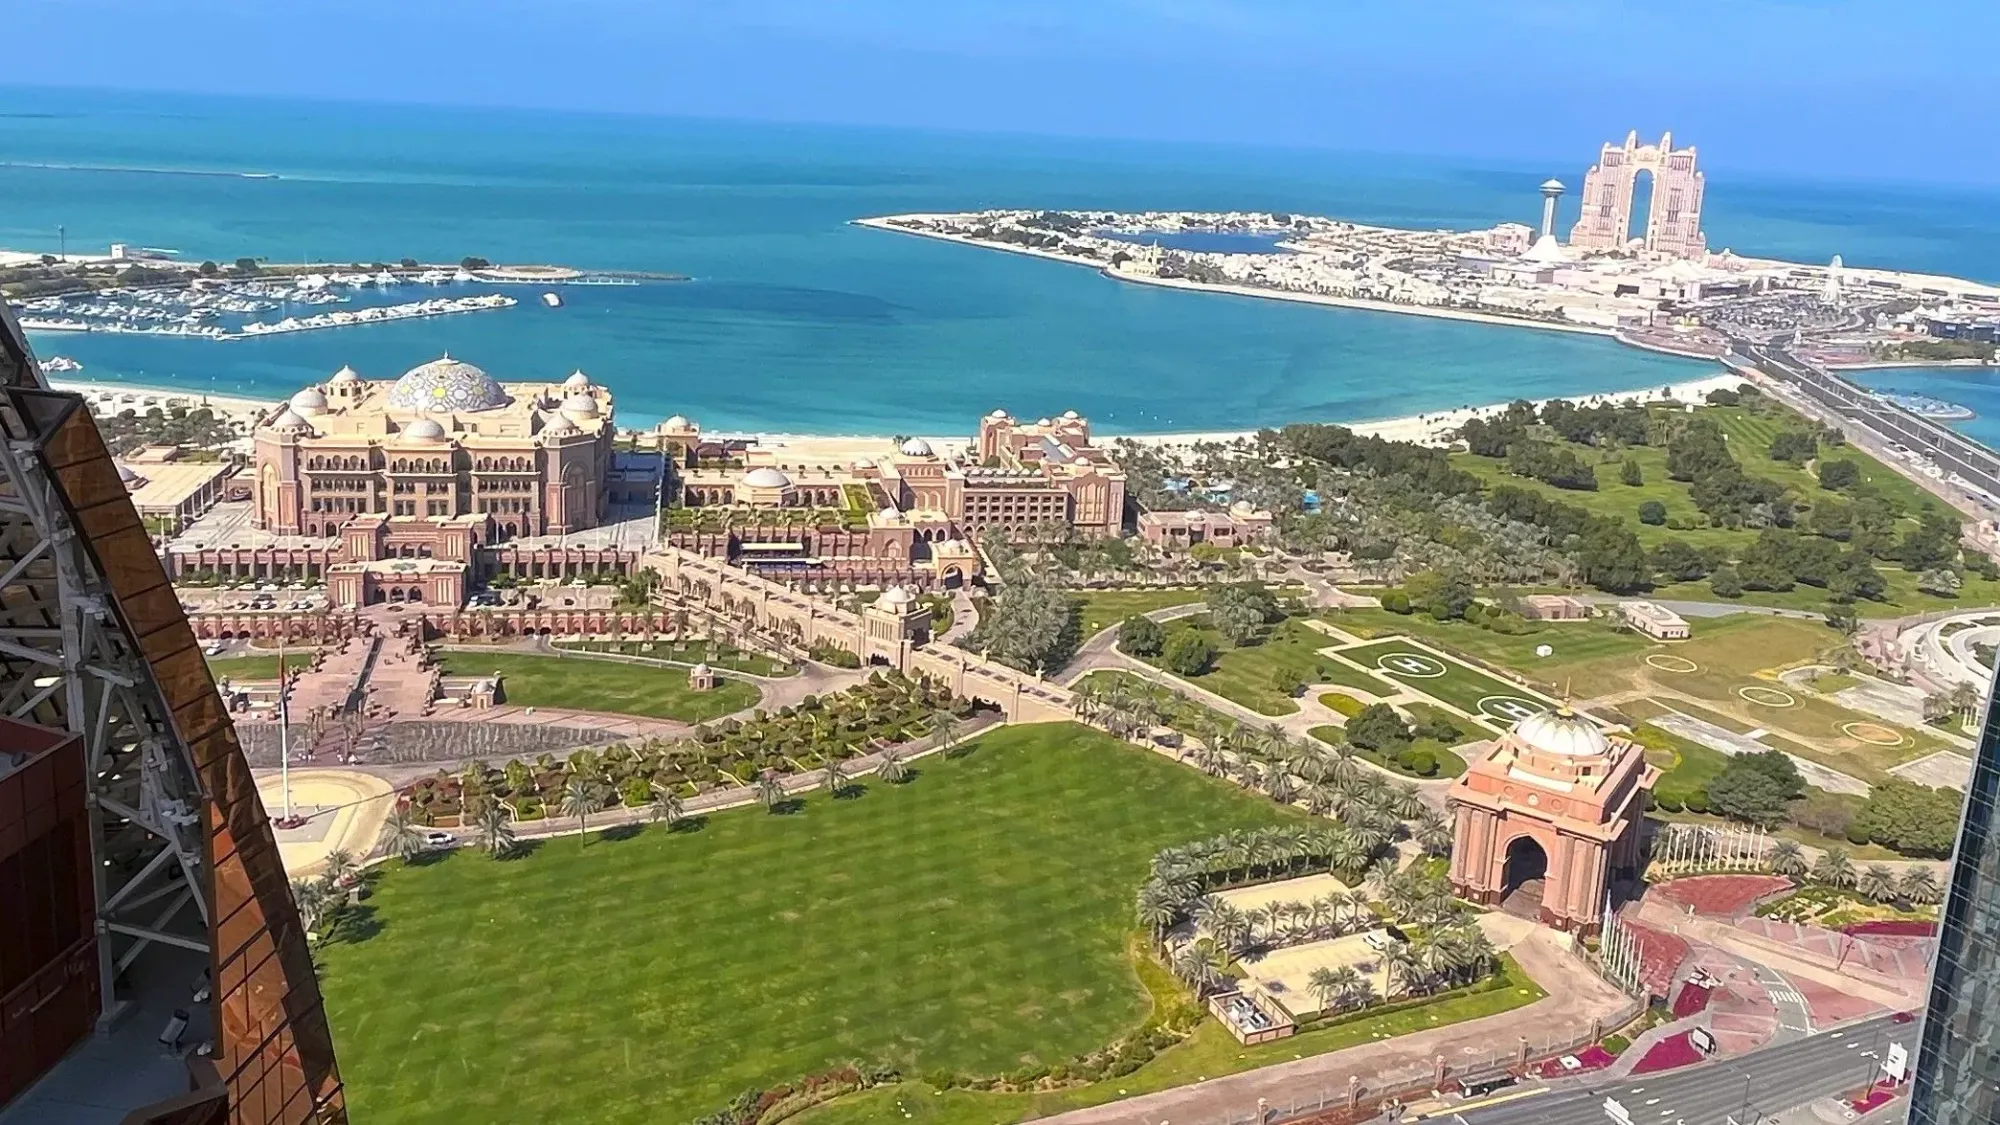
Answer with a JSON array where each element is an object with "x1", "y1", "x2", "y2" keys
[{"x1": 423, "y1": 831, "x2": 455, "y2": 848}]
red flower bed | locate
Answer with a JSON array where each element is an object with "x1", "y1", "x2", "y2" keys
[
  {"x1": 1670, "y1": 982, "x2": 1713, "y2": 1019},
  {"x1": 1631, "y1": 1031, "x2": 1706, "y2": 1074},
  {"x1": 1850, "y1": 1080, "x2": 1901, "y2": 1113},
  {"x1": 1650, "y1": 875, "x2": 1792, "y2": 918},
  {"x1": 1530, "y1": 1046, "x2": 1616, "y2": 1078},
  {"x1": 1842, "y1": 919, "x2": 1936, "y2": 937}
]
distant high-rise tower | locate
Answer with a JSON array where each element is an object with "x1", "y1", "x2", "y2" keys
[
  {"x1": 1909, "y1": 659, "x2": 2000, "y2": 1123},
  {"x1": 1569, "y1": 131, "x2": 1707, "y2": 259},
  {"x1": 1538, "y1": 178, "x2": 1565, "y2": 240},
  {"x1": 1824, "y1": 255, "x2": 1844, "y2": 304}
]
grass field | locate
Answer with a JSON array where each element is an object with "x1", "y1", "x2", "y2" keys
[
  {"x1": 205, "y1": 652, "x2": 315, "y2": 680},
  {"x1": 791, "y1": 954, "x2": 1543, "y2": 1124},
  {"x1": 1557, "y1": 614, "x2": 1943, "y2": 784},
  {"x1": 552, "y1": 638, "x2": 790, "y2": 677},
  {"x1": 1309, "y1": 725, "x2": 1468, "y2": 779},
  {"x1": 1074, "y1": 588, "x2": 1209, "y2": 638},
  {"x1": 1452, "y1": 404, "x2": 2000, "y2": 617},
  {"x1": 434, "y1": 651, "x2": 761, "y2": 723},
  {"x1": 1331, "y1": 640, "x2": 1551, "y2": 724},
  {"x1": 321, "y1": 724, "x2": 1306, "y2": 1125},
  {"x1": 1323, "y1": 608, "x2": 1653, "y2": 680},
  {"x1": 1148, "y1": 616, "x2": 1391, "y2": 716}
]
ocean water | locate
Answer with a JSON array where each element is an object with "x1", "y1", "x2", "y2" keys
[{"x1": 3, "y1": 86, "x2": 1999, "y2": 435}]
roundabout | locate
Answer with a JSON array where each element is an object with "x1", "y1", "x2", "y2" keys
[
  {"x1": 1645, "y1": 653, "x2": 1699, "y2": 674},
  {"x1": 1736, "y1": 685, "x2": 1798, "y2": 708},
  {"x1": 1841, "y1": 721, "x2": 1910, "y2": 748},
  {"x1": 1374, "y1": 651, "x2": 1447, "y2": 678}
]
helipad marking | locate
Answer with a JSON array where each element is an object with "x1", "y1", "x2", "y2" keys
[
  {"x1": 1478, "y1": 695, "x2": 1547, "y2": 723},
  {"x1": 1737, "y1": 685, "x2": 1798, "y2": 708},
  {"x1": 1645, "y1": 654, "x2": 1699, "y2": 673},
  {"x1": 1375, "y1": 652, "x2": 1447, "y2": 679},
  {"x1": 1841, "y1": 721, "x2": 1909, "y2": 748}
]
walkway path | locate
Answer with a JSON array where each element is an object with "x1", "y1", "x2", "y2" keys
[{"x1": 1034, "y1": 929, "x2": 1633, "y2": 1125}]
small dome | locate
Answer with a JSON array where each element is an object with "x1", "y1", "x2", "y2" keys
[
  {"x1": 267, "y1": 407, "x2": 312, "y2": 434},
  {"x1": 562, "y1": 370, "x2": 592, "y2": 391},
  {"x1": 690, "y1": 662, "x2": 712, "y2": 676},
  {"x1": 329, "y1": 365, "x2": 362, "y2": 384},
  {"x1": 663, "y1": 414, "x2": 691, "y2": 429},
  {"x1": 1036, "y1": 418, "x2": 1052, "y2": 426},
  {"x1": 851, "y1": 457, "x2": 876, "y2": 470},
  {"x1": 743, "y1": 467, "x2": 791, "y2": 489},
  {"x1": 387, "y1": 354, "x2": 510, "y2": 413},
  {"x1": 878, "y1": 585, "x2": 916, "y2": 608},
  {"x1": 402, "y1": 418, "x2": 447, "y2": 442},
  {"x1": 559, "y1": 393, "x2": 600, "y2": 418},
  {"x1": 1511, "y1": 706, "x2": 1609, "y2": 758},
  {"x1": 289, "y1": 387, "x2": 328, "y2": 414},
  {"x1": 1062, "y1": 409, "x2": 1080, "y2": 420},
  {"x1": 1230, "y1": 499, "x2": 1255, "y2": 515},
  {"x1": 540, "y1": 415, "x2": 580, "y2": 439},
  {"x1": 899, "y1": 437, "x2": 934, "y2": 457},
  {"x1": 987, "y1": 408, "x2": 1010, "y2": 420},
  {"x1": 875, "y1": 506, "x2": 904, "y2": 523},
  {"x1": 1540, "y1": 178, "x2": 1566, "y2": 191}
]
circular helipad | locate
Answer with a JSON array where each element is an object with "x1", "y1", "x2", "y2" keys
[
  {"x1": 1375, "y1": 652, "x2": 1447, "y2": 679},
  {"x1": 1478, "y1": 695, "x2": 1548, "y2": 723},
  {"x1": 1841, "y1": 721, "x2": 1909, "y2": 748},
  {"x1": 1645, "y1": 654, "x2": 1699, "y2": 673},
  {"x1": 1737, "y1": 685, "x2": 1798, "y2": 708}
]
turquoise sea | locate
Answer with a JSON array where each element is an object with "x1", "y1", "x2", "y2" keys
[{"x1": 3, "y1": 86, "x2": 1998, "y2": 436}]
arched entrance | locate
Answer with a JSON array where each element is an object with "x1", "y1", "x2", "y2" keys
[{"x1": 1500, "y1": 835, "x2": 1549, "y2": 920}]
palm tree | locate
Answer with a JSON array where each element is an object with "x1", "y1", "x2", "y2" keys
[
  {"x1": 1899, "y1": 866, "x2": 1943, "y2": 906},
  {"x1": 877, "y1": 748, "x2": 911, "y2": 784},
  {"x1": 290, "y1": 878, "x2": 331, "y2": 935},
  {"x1": 382, "y1": 807, "x2": 427, "y2": 866},
  {"x1": 1811, "y1": 847, "x2": 1856, "y2": 890},
  {"x1": 1768, "y1": 839, "x2": 1809, "y2": 881},
  {"x1": 1307, "y1": 966, "x2": 1344, "y2": 1014},
  {"x1": 929, "y1": 707, "x2": 957, "y2": 755},
  {"x1": 649, "y1": 787, "x2": 684, "y2": 830},
  {"x1": 1134, "y1": 884, "x2": 1178, "y2": 947},
  {"x1": 1332, "y1": 966, "x2": 1372, "y2": 1011},
  {"x1": 1414, "y1": 809, "x2": 1453, "y2": 857},
  {"x1": 320, "y1": 848, "x2": 358, "y2": 892},
  {"x1": 559, "y1": 776, "x2": 604, "y2": 844},
  {"x1": 1858, "y1": 863, "x2": 1900, "y2": 903},
  {"x1": 472, "y1": 803, "x2": 515, "y2": 859},
  {"x1": 755, "y1": 770, "x2": 786, "y2": 813},
  {"x1": 821, "y1": 759, "x2": 850, "y2": 798},
  {"x1": 1173, "y1": 937, "x2": 1228, "y2": 997}
]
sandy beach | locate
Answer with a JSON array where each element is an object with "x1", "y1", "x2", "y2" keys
[{"x1": 44, "y1": 368, "x2": 1747, "y2": 455}]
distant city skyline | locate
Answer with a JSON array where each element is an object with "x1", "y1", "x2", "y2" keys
[{"x1": 6, "y1": 0, "x2": 1999, "y2": 185}]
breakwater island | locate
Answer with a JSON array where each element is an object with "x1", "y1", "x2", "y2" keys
[{"x1": 857, "y1": 210, "x2": 2000, "y2": 371}]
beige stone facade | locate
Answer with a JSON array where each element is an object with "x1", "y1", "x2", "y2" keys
[{"x1": 253, "y1": 357, "x2": 616, "y2": 541}]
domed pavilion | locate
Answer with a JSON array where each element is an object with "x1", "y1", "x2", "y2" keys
[{"x1": 1445, "y1": 702, "x2": 1657, "y2": 935}]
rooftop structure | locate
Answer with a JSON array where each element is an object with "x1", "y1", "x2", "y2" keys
[{"x1": 1619, "y1": 599, "x2": 1691, "y2": 640}]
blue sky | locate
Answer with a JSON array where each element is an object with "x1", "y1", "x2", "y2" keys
[{"x1": 10, "y1": 0, "x2": 1997, "y2": 183}]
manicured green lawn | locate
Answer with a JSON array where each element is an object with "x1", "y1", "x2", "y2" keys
[
  {"x1": 320, "y1": 724, "x2": 1306, "y2": 1125},
  {"x1": 1628, "y1": 722, "x2": 1734, "y2": 808},
  {"x1": 1075, "y1": 588, "x2": 1208, "y2": 638},
  {"x1": 1308, "y1": 725, "x2": 1468, "y2": 779},
  {"x1": 1324, "y1": 608, "x2": 1652, "y2": 678},
  {"x1": 792, "y1": 953, "x2": 1544, "y2": 1124},
  {"x1": 1149, "y1": 616, "x2": 1390, "y2": 716},
  {"x1": 1331, "y1": 640, "x2": 1550, "y2": 723},
  {"x1": 435, "y1": 651, "x2": 760, "y2": 723},
  {"x1": 551, "y1": 638, "x2": 791, "y2": 677},
  {"x1": 205, "y1": 652, "x2": 315, "y2": 681}
]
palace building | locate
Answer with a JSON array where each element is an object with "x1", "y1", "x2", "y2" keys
[
  {"x1": 253, "y1": 356, "x2": 616, "y2": 540},
  {"x1": 1446, "y1": 704, "x2": 1657, "y2": 935}
]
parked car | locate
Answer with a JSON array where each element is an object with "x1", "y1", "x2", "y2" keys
[{"x1": 423, "y1": 831, "x2": 455, "y2": 848}]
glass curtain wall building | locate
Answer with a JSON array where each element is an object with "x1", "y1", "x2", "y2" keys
[
  {"x1": 1911, "y1": 660, "x2": 2000, "y2": 1122},
  {"x1": 0, "y1": 299, "x2": 344, "y2": 1124}
]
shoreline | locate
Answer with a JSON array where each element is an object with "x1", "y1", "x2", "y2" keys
[
  {"x1": 853, "y1": 216, "x2": 1622, "y2": 340},
  {"x1": 46, "y1": 370, "x2": 1746, "y2": 452}
]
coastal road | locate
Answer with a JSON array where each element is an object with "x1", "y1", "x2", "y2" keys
[{"x1": 1453, "y1": 1015, "x2": 1909, "y2": 1125}]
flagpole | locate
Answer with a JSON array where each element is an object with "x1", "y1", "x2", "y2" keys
[{"x1": 278, "y1": 635, "x2": 293, "y2": 821}]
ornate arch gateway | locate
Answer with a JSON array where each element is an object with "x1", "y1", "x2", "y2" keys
[
  {"x1": 1569, "y1": 131, "x2": 1706, "y2": 259},
  {"x1": 1446, "y1": 705, "x2": 1657, "y2": 934}
]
